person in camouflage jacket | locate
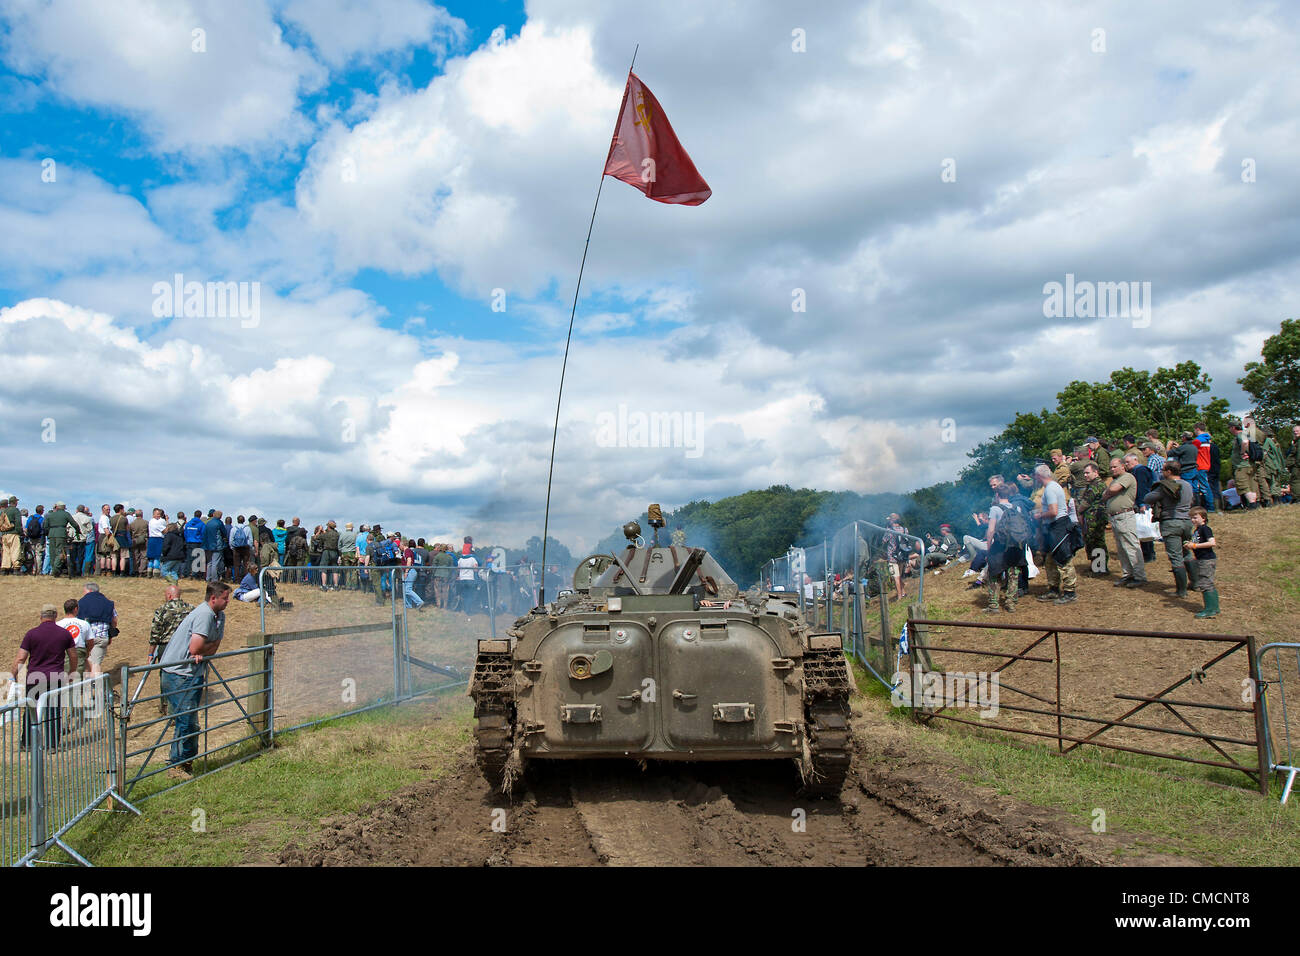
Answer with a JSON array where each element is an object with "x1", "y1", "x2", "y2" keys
[
  {"x1": 150, "y1": 585, "x2": 195, "y2": 653},
  {"x1": 1074, "y1": 461, "x2": 1110, "y2": 575}
]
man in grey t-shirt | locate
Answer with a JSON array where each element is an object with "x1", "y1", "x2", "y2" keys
[
  {"x1": 159, "y1": 581, "x2": 230, "y2": 777},
  {"x1": 1034, "y1": 464, "x2": 1078, "y2": 604},
  {"x1": 1145, "y1": 461, "x2": 1196, "y2": 597}
]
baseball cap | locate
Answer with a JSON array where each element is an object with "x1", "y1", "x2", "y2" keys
[
  {"x1": 1085, "y1": 436, "x2": 1099, "y2": 444},
  {"x1": 41, "y1": 604, "x2": 58, "y2": 617}
]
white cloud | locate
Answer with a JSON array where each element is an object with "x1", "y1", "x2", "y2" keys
[
  {"x1": 280, "y1": 0, "x2": 466, "y2": 68},
  {"x1": 1, "y1": 0, "x2": 323, "y2": 153},
  {"x1": 4, "y1": 0, "x2": 1300, "y2": 551}
]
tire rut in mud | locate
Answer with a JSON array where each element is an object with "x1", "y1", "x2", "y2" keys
[{"x1": 281, "y1": 751, "x2": 1018, "y2": 866}]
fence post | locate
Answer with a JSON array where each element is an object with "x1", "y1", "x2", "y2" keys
[
  {"x1": 28, "y1": 699, "x2": 45, "y2": 860},
  {"x1": 117, "y1": 664, "x2": 130, "y2": 799},
  {"x1": 879, "y1": 565, "x2": 892, "y2": 663},
  {"x1": 905, "y1": 604, "x2": 933, "y2": 671},
  {"x1": 1248, "y1": 634, "x2": 1271, "y2": 796},
  {"x1": 247, "y1": 633, "x2": 271, "y2": 749}
]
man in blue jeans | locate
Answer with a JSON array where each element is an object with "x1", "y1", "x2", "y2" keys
[{"x1": 157, "y1": 581, "x2": 230, "y2": 779}]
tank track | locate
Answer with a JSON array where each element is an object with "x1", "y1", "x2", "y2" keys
[
  {"x1": 800, "y1": 648, "x2": 853, "y2": 798},
  {"x1": 469, "y1": 650, "x2": 518, "y2": 792}
]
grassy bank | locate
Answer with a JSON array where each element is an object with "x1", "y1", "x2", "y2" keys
[{"x1": 49, "y1": 693, "x2": 474, "y2": 867}]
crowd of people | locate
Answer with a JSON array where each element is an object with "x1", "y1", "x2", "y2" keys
[
  {"x1": 917, "y1": 420, "x2": 1295, "y2": 618},
  {"x1": 0, "y1": 499, "x2": 554, "y2": 618},
  {"x1": 797, "y1": 420, "x2": 1296, "y2": 621}
]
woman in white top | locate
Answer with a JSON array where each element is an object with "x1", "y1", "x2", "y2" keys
[
  {"x1": 146, "y1": 508, "x2": 167, "y2": 577},
  {"x1": 96, "y1": 505, "x2": 112, "y2": 574}
]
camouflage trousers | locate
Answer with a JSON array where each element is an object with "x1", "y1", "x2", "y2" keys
[
  {"x1": 1264, "y1": 467, "x2": 1286, "y2": 499},
  {"x1": 1081, "y1": 512, "x2": 1109, "y2": 573},
  {"x1": 1234, "y1": 462, "x2": 1260, "y2": 500},
  {"x1": 339, "y1": 553, "x2": 357, "y2": 588}
]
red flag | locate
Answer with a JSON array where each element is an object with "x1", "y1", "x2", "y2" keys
[{"x1": 603, "y1": 72, "x2": 711, "y2": 206}]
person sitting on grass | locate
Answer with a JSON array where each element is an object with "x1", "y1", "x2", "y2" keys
[{"x1": 1187, "y1": 507, "x2": 1219, "y2": 619}]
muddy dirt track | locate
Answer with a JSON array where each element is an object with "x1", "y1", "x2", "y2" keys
[{"x1": 280, "y1": 733, "x2": 1170, "y2": 866}]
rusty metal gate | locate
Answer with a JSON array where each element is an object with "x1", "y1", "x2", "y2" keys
[{"x1": 905, "y1": 618, "x2": 1269, "y2": 794}]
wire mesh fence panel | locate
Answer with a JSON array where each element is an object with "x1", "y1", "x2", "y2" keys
[
  {"x1": 0, "y1": 696, "x2": 33, "y2": 867},
  {"x1": 1258, "y1": 643, "x2": 1299, "y2": 801},
  {"x1": 258, "y1": 564, "x2": 397, "y2": 638},
  {"x1": 27, "y1": 675, "x2": 133, "y2": 863},
  {"x1": 401, "y1": 602, "x2": 492, "y2": 696},
  {"x1": 272, "y1": 628, "x2": 399, "y2": 731}
]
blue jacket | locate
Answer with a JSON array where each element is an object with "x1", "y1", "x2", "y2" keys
[
  {"x1": 202, "y1": 518, "x2": 225, "y2": 551},
  {"x1": 184, "y1": 516, "x2": 205, "y2": 544}
]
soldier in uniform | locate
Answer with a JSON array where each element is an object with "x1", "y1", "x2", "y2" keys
[
  {"x1": 256, "y1": 518, "x2": 278, "y2": 571},
  {"x1": 1261, "y1": 426, "x2": 1287, "y2": 505},
  {"x1": 150, "y1": 584, "x2": 195, "y2": 715},
  {"x1": 44, "y1": 502, "x2": 77, "y2": 577},
  {"x1": 1228, "y1": 422, "x2": 1261, "y2": 509},
  {"x1": 1050, "y1": 449, "x2": 1073, "y2": 496},
  {"x1": 1075, "y1": 462, "x2": 1110, "y2": 575},
  {"x1": 1286, "y1": 425, "x2": 1300, "y2": 498},
  {"x1": 0, "y1": 496, "x2": 21, "y2": 573}
]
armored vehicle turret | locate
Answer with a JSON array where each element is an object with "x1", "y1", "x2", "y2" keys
[{"x1": 469, "y1": 509, "x2": 853, "y2": 796}]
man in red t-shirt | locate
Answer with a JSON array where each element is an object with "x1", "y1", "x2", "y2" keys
[{"x1": 12, "y1": 605, "x2": 79, "y2": 746}]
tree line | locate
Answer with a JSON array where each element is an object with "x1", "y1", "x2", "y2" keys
[{"x1": 580, "y1": 320, "x2": 1299, "y2": 585}]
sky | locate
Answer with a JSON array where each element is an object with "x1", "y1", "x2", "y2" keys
[{"x1": 0, "y1": 0, "x2": 1297, "y2": 553}]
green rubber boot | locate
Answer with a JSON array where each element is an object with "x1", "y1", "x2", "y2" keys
[
  {"x1": 1194, "y1": 589, "x2": 1220, "y2": 619},
  {"x1": 1172, "y1": 565, "x2": 1188, "y2": 598},
  {"x1": 1183, "y1": 557, "x2": 1198, "y2": 591}
]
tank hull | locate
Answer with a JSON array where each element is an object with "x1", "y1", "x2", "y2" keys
[{"x1": 470, "y1": 582, "x2": 852, "y2": 796}]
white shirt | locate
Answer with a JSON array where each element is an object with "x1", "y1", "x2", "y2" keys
[
  {"x1": 57, "y1": 616, "x2": 92, "y2": 650},
  {"x1": 148, "y1": 517, "x2": 167, "y2": 537},
  {"x1": 457, "y1": 555, "x2": 479, "y2": 581},
  {"x1": 97, "y1": 513, "x2": 111, "y2": 535}
]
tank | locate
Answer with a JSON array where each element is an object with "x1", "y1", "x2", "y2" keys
[{"x1": 469, "y1": 510, "x2": 853, "y2": 797}]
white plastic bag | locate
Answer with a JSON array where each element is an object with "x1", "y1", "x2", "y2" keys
[
  {"x1": 1025, "y1": 546, "x2": 1039, "y2": 579},
  {"x1": 1134, "y1": 509, "x2": 1161, "y2": 541}
]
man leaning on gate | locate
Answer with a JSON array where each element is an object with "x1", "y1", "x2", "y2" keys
[{"x1": 157, "y1": 581, "x2": 230, "y2": 780}]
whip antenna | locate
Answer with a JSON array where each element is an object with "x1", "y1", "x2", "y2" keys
[{"x1": 538, "y1": 45, "x2": 638, "y2": 604}]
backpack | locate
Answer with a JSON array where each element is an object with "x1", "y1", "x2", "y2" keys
[
  {"x1": 0, "y1": 510, "x2": 12, "y2": 534},
  {"x1": 26, "y1": 515, "x2": 42, "y2": 539},
  {"x1": 994, "y1": 501, "x2": 1031, "y2": 548},
  {"x1": 372, "y1": 540, "x2": 399, "y2": 565},
  {"x1": 287, "y1": 532, "x2": 307, "y2": 556},
  {"x1": 1249, "y1": 441, "x2": 1264, "y2": 463}
]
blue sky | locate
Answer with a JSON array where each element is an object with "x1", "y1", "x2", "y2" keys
[
  {"x1": 0, "y1": 0, "x2": 529, "y2": 336},
  {"x1": 0, "y1": 1, "x2": 1296, "y2": 551}
]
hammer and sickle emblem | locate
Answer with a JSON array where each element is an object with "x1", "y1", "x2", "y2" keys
[{"x1": 633, "y1": 92, "x2": 652, "y2": 130}]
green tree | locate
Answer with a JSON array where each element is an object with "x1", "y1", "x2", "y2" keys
[{"x1": 1239, "y1": 319, "x2": 1300, "y2": 432}]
